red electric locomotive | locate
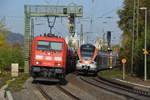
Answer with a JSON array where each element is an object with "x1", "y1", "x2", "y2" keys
[{"x1": 30, "y1": 35, "x2": 67, "y2": 81}]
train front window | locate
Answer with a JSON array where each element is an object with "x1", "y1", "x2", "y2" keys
[
  {"x1": 81, "y1": 51, "x2": 94, "y2": 60},
  {"x1": 37, "y1": 41, "x2": 49, "y2": 50},
  {"x1": 50, "y1": 42, "x2": 62, "y2": 51},
  {"x1": 80, "y1": 45, "x2": 95, "y2": 60}
]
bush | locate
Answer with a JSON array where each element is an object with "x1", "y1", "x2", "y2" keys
[{"x1": 0, "y1": 47, "x2": 24, "y2": 71}]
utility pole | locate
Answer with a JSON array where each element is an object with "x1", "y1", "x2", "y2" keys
[
  {"x1": 144, "y1": 8, "x2": 147, "y2": 81},
  {"x1": 31, "y1": 18, "x2": 34, "y2": 40},
  {"x1": 136, "y1": 0, "x2": 139, "y2": 41},
  {"x1": 131, "y1": 0, "x2": 140, "y2": 75},
  {"x1": 131, "y1": 0, "x2": 136, "y2": 75},
  {"x1": 140, "y1": 7, "x2": 148, "y2": 81},
  {"x1": 80, "y1": 24, "x2": 83, "y2": 45}
]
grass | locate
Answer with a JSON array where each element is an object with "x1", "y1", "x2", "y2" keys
[
  {"x1": 5, "y1": 73, "x2": 30, "y2": 92},
  {"x1": 98, "y1": 68, "x2": 150, "y2": 87},
  {"x1": 0, "y1": 73, "x2": 12, "y2": 88},
  {"x1": 98, "y1": 68, "x2": 123, "y2": 79}
]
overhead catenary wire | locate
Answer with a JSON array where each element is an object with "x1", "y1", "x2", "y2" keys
[
  {"x1": 47, "y1": 16, "x2": 56, "y2": 34},
  {"x1": 40, "y1": 0, "x2": 60, "y2": 34},
  {"x1": 0, "y1": 15, "x2": 23, "y2": 18},
  {"x1": 60, "y1": 19, "x2": 68, "y2": 35},
  {"x1": 42, "y1": 0, "x2": 60, "y2": 6},
  {"x1": 100, "y1": 6, "x2": 123, "y2": 17},
  {"x1": 99, "y1": 0, "x2": 124, "y2": 17},
  {"x1": 53, "y1": 27, "x2": 64, "y2": 37},
  {"x1": 43, "y1": 0, "x2": 50, "y2": 5}
]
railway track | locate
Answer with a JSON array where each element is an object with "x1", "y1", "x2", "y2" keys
[
  {"x1": 80, "y1": 76, "x2": 150, "y2": 100},
  {"x1": 56, "y1": 85, "x2": 81, "y2": 100},
  {"x1": 36, "y1": 83, "x2": 53, "y2": 100},
  {"x1": 97, "y1": 76, "x2": 150, "y2": 97},
  {"x1": 36, "y1": 83, "x2": 81, "y2": 100}
]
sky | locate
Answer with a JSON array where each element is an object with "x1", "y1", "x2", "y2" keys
[{"x1": 0, "y1": 0, "x2": 124, "y2": 45}]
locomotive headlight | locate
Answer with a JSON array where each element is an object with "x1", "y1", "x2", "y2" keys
[
  {"x1": 57, "y1": 63, "x2": 61, "y2": 66},
  {"x1": 54, "y1": 57, "x2": 62, "y2": 61},
  {"x1": 35, "y1": 55, "x2": 44, "y2": 59},
  {"x1": 55, "y1": 63, "x2": 61, "y2": 66},
  {"x1": 36, "y1": 61, "x2": 40, "y2": 64}
]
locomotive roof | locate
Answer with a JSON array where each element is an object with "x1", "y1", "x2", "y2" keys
[{"x1": 34, "y1": 36, "x2": 65, "y2": 42}]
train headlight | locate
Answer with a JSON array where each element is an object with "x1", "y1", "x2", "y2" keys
[
  {"x1": 35, "y1": 55, "x2": 43, "y2": 60},
  {"x1": 54, "y1": 57, "x2": 62, "y2": 61},
  {"x1": 55, "y1": 63, "x2": 61, "y2": 66},
  {"x1": 57, "y1": 63, "x2": 61, "y2": 66},
  {"x1": 36, "y1": 61, "x2": 40, "y2": 64}
]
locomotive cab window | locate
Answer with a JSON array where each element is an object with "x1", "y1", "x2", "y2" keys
[
  {"x1": 37, "y1": 41, "x2": 49, "y2": 50},
  {"x1": 50, "y1": 42, "x2": 63, "y2": 51},
  {"x1": 37, "y1": 41, "x2": 63, "y2": 51}
]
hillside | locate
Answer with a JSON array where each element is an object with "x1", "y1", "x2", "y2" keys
[
  {"x1": 0, "y1": 31, "x2": 24, "y2": 45},
  {"x1": 6, "y1": 31, "x2": 24, "y2": 44}
]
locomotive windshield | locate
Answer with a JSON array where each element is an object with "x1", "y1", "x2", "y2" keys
[
  {"x1": 50, "y1": 42, "x2": 62, "y2": 51},
  {"x1": 37, "y1": 41, "x2": 49, "y2": 50},
  {"x1": 37, "y1": 41, "x2": 62, "y2": 51},
  {"x1": 80, "y1": 44, "x2": 95, "y2": 60}
]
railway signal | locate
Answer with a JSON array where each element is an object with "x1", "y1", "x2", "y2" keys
[
  {"x1": 107, "y1": 31, "x2": 111, "y2": 47},
  {"x1": 68, "y1": 13, "x2": 75, "y2": 36}
]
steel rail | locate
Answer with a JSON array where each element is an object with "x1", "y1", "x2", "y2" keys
[
  {"x1": 36, "y1": 84, "x2": 53, "y2": 100},
  {"x1": 56, "y1": 85, "x2": 81, "y2": 100},
  {"x1": 97, "y1": 76, "x2": 150, "y2": 97},
  {"x1": 80, "y1": 76, "x2": 148, "y2": 100}
]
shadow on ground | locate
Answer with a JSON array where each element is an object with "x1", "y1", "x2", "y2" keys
[{"x1": 32, "y1": 78, "x2": 68, "y2": 86}]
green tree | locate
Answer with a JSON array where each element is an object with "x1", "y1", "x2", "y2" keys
[
  {"x1": 118, "y1": 0, "x2": 150, "y2": 78},
  {"x1": 0, "y1": 21, "x2": 24, "y2": 72},
  {"x1": 0, "y1": 34, "x2": 8, "y2": 48},
  {"x1": 0, "y1": 48, "x2": 12, "y2": 71},
  {"x1": 11, "y1": 42, "x2": 24, "y2": 67},
  {"x1": 0, "y1": 31, "x2": 9, "y2": 72}
]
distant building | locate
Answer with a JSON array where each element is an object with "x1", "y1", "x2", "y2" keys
[{"x1": 95, "y1": 38, "x2": 108, "y2": 50}]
